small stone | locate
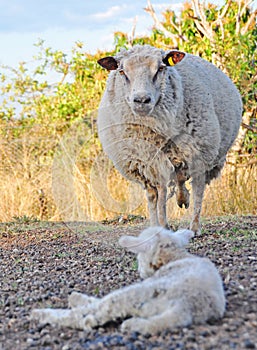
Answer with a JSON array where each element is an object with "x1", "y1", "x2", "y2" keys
[
  {"x1": 62, "y1": 345, "x2": 70, "y2": 350},
  {"x1": 244, "y1": 339, "x2": 256, "y2": 349},
  {"x1": 199, "y1": 330, "x2": 211, "y2": 337},
  {"x1": 238, "y1": 284, "x2": 245, "y2": 291},
  {"x1": 26, "y1": 338, "x2": 34, "y2": 345},
  {"x1": 41, "y1": 334, "x2": 52, "y2": 346}
]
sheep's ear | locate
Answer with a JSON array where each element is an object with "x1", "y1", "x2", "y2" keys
[
  {"x1": 171, "y1": 229, "x2": 194, "y2": 247},
  {"x1": 119, "y1": 235, "x2": 153, "y2": 254},
  {"x1": 97, "y1": 57, "x2": 118, "y2": 70},
  {"x1": 163, "y1": 51, "x2": 185, "y2": 66}
]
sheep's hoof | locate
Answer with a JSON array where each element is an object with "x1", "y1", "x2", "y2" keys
[
  {"x1": 176, "y1": 189, "x2": 190, "y2": 209},
  {"x1": 178, "y1": 202, "x2": 189, "y2": 209},
  {"x1": 190, "y1": 220, "x2": 201, "y2": 236}
]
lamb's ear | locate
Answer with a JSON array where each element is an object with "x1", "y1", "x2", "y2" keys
[
  {"x1": 97, "y1": 57, "x2": 118, "y2": 70},
  {"x1": 163, "y1": 51, "x2": 185, "y2": 66},
  {"x1": 172, "y1": 229, "x2": 194, "y2": 247},
  {"x1": 119, "y1": 235, "x2": 153, "y2": 254}
]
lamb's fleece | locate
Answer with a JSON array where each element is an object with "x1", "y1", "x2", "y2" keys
[{"x1": 31, "y1": 227, "x2": 226, "y2": 335}]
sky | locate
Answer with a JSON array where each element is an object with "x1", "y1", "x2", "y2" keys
[
  {"x1": 0, "y1": 0, "x2": 256, "y2": 68},
  {"x1": 0, "y1": 0, "x2": 182, "y2": 67}
]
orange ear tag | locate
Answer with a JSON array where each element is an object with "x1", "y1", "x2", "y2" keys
[{"x1": 168, "y1": 57, "x2": 175, "y2": 66}]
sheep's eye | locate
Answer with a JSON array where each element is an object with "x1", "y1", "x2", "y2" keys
[
  {"x1": 153, "y1": 65, "x2": 165, "y2": 82},
  {"x1": 119, "y1": 69, "x2": 129, "y2": 82}
]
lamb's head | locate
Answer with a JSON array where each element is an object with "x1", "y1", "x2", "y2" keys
[
  {"x1": 119, "y1": 226, "x2": 194, "y2": 279},
  {"x1": 98, "y1": 45, "x2": 185, "y2": 117}
]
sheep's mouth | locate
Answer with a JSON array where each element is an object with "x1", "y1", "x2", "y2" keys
[
  {"x1": 131, "y1": 103, "x2": 155, "y2": 117},
  {"x1": 131, "y1": 95, "x2": 162, "y2": 116}
]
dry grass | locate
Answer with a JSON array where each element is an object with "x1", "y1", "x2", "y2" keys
[{"x1": 0, "y1": 126, "x2": 256, "y2": 223}]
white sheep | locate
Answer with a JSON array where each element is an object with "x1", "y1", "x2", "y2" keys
[
  {"x1": 31, "y1": 227, "x2": 226, "y2": 335},
  {"x1": 97, "y1": 45, "x2": 242, "y2": 233}
]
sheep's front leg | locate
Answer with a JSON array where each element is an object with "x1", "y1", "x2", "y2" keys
[
  {"x1": 146, "y1": 186, "x2": 159, "y2": 226},
  {"x1": 157, "y1": 185, "x2": 169, "y2": 228},
  {"x1": 190, "y1": 174, "x2": 206, "y2": 235}
]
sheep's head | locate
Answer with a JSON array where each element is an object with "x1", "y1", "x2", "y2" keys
[
  {"x1": 98, "y1": 45, "x2": 185, "y2": 117},
  {"x1": 119, "y1": 226, "x2": 194, "y2": 279}
]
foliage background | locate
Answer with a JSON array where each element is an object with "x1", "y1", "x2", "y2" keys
[{"x1": 0, "y1": 0, "x2": 256, "y2": 222}]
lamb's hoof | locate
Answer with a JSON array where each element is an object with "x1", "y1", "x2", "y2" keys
[
  {"x1": 31, "y1": 308, "x2": 70, "y2": 326},
  {"x1": 31, "y1": 309, "x2": 49, "y2": 325},
  {"x1": 83, "y1": 314, "x2": 98, "y2": 330},
  {"x1": 121, "y1": 318, "x2": 152, "y2": 335}
]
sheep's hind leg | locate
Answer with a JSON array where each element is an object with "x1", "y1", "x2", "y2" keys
[
  {"x1": 175, "y1": 165, "x2": 190, "y2": 209},
  {"x1": 175, "y1": 182, "x2": 190, "y2": 209},
  {"x1": 121, "y1": 301, "x2": 192, "y2": 335},
  {"x1": 146, "y1": 186, "x2": 159, "y2": 226},
  {"x1": 157, "y1": 185, "x2": 169, "y2": 228},
  {"x1": 190, "y1": 174, "x2": 206, "y2": 235}
]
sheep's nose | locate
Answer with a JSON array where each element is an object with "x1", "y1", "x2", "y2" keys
[{"x1": 133, "y1": 94, "x2": 152, "y2": 104}]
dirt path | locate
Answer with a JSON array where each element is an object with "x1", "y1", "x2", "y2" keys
[{"x1": 0, "y1": 216, "x2": 256, "y2": 349}]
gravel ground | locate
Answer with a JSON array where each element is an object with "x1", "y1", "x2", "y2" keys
[{"x1": 0, "y1": 216, "x2": 256, "y2": 350}]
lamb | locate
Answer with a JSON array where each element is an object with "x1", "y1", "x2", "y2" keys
[
  {"x1": 31, "y1": 227, "x2": 226, "y2": 335},
  {"x1": 97, "y1": 45, "x2": 242, "y2": 233}
]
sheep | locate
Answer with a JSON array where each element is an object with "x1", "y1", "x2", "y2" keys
[
  {"x1": 31, "y1": 227, "x2": 226, "y2": 335},
  {"x1": 97, "y1": 45, "x2": 242, "y2": 233}
]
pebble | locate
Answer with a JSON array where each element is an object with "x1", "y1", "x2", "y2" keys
[
  {"x1": 26, "y1": 338, "x2": 34, "y2": 345},
  {"x1": 62, "y1": 345, "x2": 71, "y2": 350},
  {"x1": 41, "y1": 334, "x2": 52, "y2": 346},
  {"x1": 244, "y1": 339, "x2": 256, "y2": 349}
]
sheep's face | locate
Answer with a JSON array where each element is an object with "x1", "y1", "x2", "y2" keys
[
  {"x1": 118, "y1": 55, "x2": 165, "y2": 117},
  {"x1": 98, "y1": 47, "x2": 185, "y2": 117},
  {"x1": 119, "y1": 227, "x2": 194, "y2": 279}
]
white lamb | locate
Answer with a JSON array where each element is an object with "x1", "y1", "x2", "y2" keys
[
  {"x1": 97, "y1": 45, "x2": 242, "y2": 233},
  {"x1": 31, "y1": 227, "x2": 226, "y2": 335}
]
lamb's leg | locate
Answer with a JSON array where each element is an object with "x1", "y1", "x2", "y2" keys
[
  {"x1": 146, "y1": 186, "x2": 159, "y2": 226},
  {"x1": 31, "y1": 307, "x2": 90, "y2": 329},
  {"x1": 32, "y1": 283, "x2": 151, "y2": 331},
  {"x1": 83, "y1": 282, "x2": 156, "y2": 330},
  {"x1": 31, "y1": 293, "x2": 100, "y2": 329},
  {"x1": 121, "y1": 301, "x2": 192, "y2": 334},
  {"x1": 190, "y1": 174, "x2": 206, "y2": 235},
  {"x1": 157, "y1": 185, "x2": 169, "y2": 228}
]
